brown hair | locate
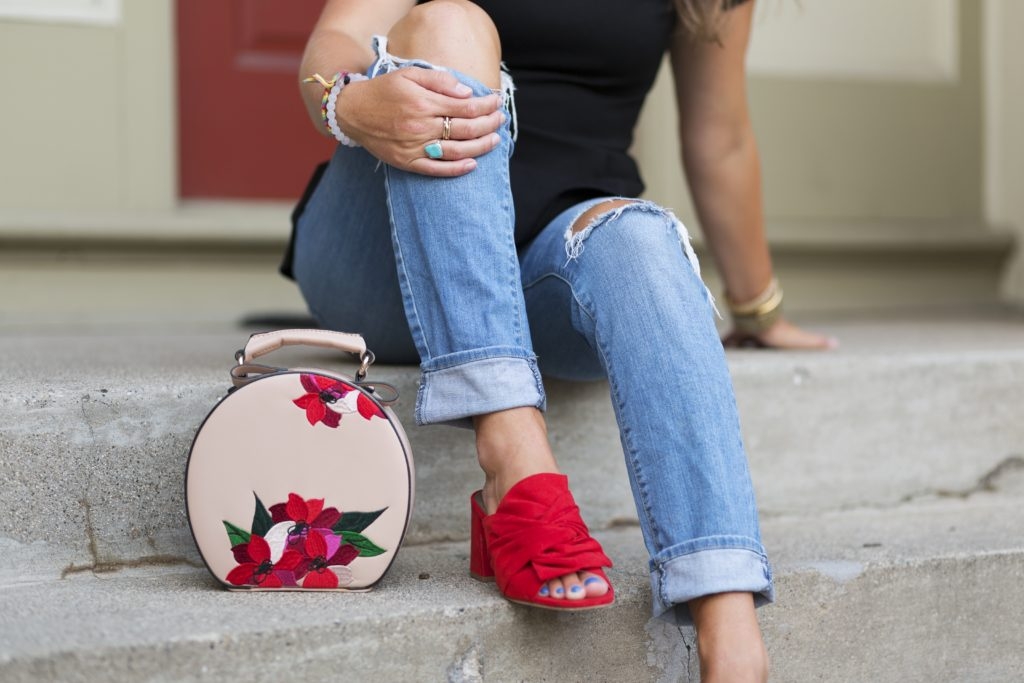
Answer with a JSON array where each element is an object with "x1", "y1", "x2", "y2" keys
[{"x1": 674, "y1": 0, "x2": 727, "y2": 42}]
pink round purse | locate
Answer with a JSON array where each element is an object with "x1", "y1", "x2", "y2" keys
[{"x1": 186, "y1": 330, "x2": 414, "y2": 591}]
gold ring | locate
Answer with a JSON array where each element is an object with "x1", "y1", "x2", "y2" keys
[{"x1": 442, "y1": 116, "x2": 452, "y2": 141}]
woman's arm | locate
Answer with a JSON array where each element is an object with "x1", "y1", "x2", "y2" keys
[
  {"x1": 299, "y1": 0, "x2": 414, "y2": 131},
  {"x1": 669, "y1": 1, "x2": 836, "y2": 348},
  {"x1": 300, "y1": 0, "x2": 504, "y2": 177}
]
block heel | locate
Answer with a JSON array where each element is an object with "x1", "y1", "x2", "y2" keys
[{"x1": 469, "y1": 491, "x2": 495, "y2": 581}]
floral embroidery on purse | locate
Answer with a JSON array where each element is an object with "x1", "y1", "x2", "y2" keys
[
  {"x1": 292, "y1": 374, "x2": 385, "y2": 427},
  {"x1": 224, "y1": 492, "x2": 387, "y2": 589},
  {"x1": 186, "y1": 330, "x2": 414, "y2": 592}
]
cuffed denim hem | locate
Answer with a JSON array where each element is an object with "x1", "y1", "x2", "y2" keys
[
  {"x1": 649, "y1": 535, "x2": 775, "y2": 627},
  {"x1": 415, "y1": 347, "x2": 546, "y2": 427}
]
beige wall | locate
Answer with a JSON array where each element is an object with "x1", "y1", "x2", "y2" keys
[
  {"x1": 0, "y1": 0, "x2": 175, "y2": 212},
  {"x1": 0, "y1": 0, "x2": 986, "y2": 221},
  {"x1": 636, "y1": 0, "x2": 983, "y2": 226},
  {"x1": 0, "y1": 0, "x2": 1016, "y2": 306},
  {"x1": 985, "y1": 0, "x2": 1024, "y2": 303}
]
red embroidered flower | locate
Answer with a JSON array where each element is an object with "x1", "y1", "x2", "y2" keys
[
  {"x1": 226, "y1": 535, "x2": 302, "y2": 588},
  {"x1": 292, "y1": 374, "x2": 353, "y2": 428},
  {"x1": 269, "y1": 546, "x2": 305, "y2": 587},
  {"x1": 292, "y1": 373, "x2": 385, "y2": 426},
  {"x1": 294, "y1": 529, "x2": 359, "y2": 588},
  {"x1": 355, "y1": 392, "x2": 385, "y2": 420},
  {"x1": 268, "y1": 493, "x2": 341, "y2": 551},
  {"x1": 270, "y1": 493, "x2": 341, "y2": 530}
]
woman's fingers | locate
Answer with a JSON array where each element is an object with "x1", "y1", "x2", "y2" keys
[
  {"x1": 426, "y1": 91, "x2": 503, "y2": 121},
  {"x1": 402, "y1": 67, "x2": 475, "y2": 99},
  {"x1": 445, "y1": 109, "x2": 505, "y2": 142},
  {"x1": 723, "y1": 318, "x2": 839, "y2": 350},
  {"x1": 430, "y1": 133, "x2": 501, "y2": 161},
  {"x1": 405, "y1": 133, "x2": 501, "y2": 176},
  {"x1": 404, "y1": 69, "x2": 504, "y2": 119},
  {"x1": 400, "y1": 69, "x2": 503, "y2": 121},
  {"x1": 333, "y1": 69, "x2": 505, "y2": 177},
  {"x1": 407, "y1": 158, "x2": 478, "y2": 178}
]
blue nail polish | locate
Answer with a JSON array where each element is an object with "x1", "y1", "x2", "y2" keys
[
  {"x1": 538, "y1": 586, "x2": 549, "y2": 596},
  {"x1": 570, "y1": 585, "x2": 583, "y2": 593},
  {"x1": 554, "y1": 587, "x2": 564, "y2": 596},
  {"x1": 584, "y1": 577, "x2": 603, "y2": 586}
]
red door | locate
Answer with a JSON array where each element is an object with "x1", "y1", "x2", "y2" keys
[{"x1": 177, "y1": 0, "x2": 329, "y2": 199}]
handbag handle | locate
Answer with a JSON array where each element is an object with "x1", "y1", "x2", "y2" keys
[{"x1": 238, "y1": 329, "x2": 374, "y2": 379}]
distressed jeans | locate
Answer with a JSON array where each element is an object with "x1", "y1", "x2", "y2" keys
[{"x1": 291, "y1": 38, "x2": 774, "y2": 624}]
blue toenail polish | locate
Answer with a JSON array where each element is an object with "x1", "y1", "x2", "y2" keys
[
  {"x1": 555, "y1": 587, "x2": 564, "y2": 595},
  {"x1": 570, "y1": 585, "x2": 583, "y2": 593},
  {"x1": 539, "y1": 586, "x2": 549, "y2": 596},
  {"x1": 584, "y1": 577, "x2": 603, "y2": 586}
]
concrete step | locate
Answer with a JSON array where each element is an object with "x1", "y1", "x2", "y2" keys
[
  {"x1": 2, "y1": 312, "x2": 1023, "y2": 575},
  {"x1": 2, "y1": 494, "x2": 1022, "y2": 682}
]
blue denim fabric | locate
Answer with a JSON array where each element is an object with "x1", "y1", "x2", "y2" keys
[{"x1": 291, "y1": 39, "x2": 774, "y2": 624}]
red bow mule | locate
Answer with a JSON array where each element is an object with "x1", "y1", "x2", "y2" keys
[{"x1": 469, "y1": 473, "x2": 614, "y2": 610}]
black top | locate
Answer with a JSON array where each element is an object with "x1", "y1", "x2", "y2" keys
[{"x1": 473, "y1": 0, "x2": 677, "y2": 244}]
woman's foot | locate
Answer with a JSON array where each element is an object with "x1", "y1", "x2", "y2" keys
[
  {"x1": 474, "y1": 407, "x2": 610, "y2": 601},
  {"x1": 690, "y1": 592, "x2": 769, "y2": 683}
]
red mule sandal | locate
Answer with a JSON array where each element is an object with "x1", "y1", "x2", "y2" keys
[{"x1": 470, "y1": 473, "x2": 614, "y2": 610}]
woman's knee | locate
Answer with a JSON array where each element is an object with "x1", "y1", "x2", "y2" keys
[
  {"x1": 399, "y1": 0, "x2": 497, "y2": 40},
  {"x1": 566, "y1": 200, "x2": 692, "y2": 261},
  {"x1": 387, "y1": 0, "x2": 501, "y2": 87},
  {"x1": 569, "y1": 199, "x2": 638, "y2": 236},
  {"x1": 564, "y1": 201, "x2": 715, "y2": 313}
]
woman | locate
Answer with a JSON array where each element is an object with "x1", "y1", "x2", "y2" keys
[{"x1": 286, "y1": 0, "x2": 795, "y2": 679}]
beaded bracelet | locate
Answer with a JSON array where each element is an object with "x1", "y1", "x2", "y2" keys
[
  {"x1": 326, "y1": 72, "x2": 367, "y2": 147},
  {"x1": 302, "y1": 71, "x2": 368, "y2": 147}
]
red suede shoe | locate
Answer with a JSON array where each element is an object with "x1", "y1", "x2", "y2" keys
[{"x1": 470, "y1": 473, "x2": 614, "y2": 610}]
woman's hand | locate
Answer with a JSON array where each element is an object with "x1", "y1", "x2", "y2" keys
[
  {"x1": 723, "y1": 317, "x2": 839, "y2": 350},
  {"x1": 335, "y1": 68, "x2": 505, "y2": 177}
]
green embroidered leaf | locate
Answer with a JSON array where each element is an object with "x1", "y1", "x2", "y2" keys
[
  {"x1": 251, "y1": 492, "x2": 273, "y2": 537},
  {"x1": 340, "y1": 531, "x2": 386, "y2": 557},
  {"x1": 333, "y1": 508, "x2": 388, "y2": 534},
  {"x1": 223, "y1": 520, "x2": 251, "y2": 547}
]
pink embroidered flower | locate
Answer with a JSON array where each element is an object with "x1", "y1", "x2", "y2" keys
[
  {"x1": 226, "y1": 535, "x2": 302, "y2": 588},
  {"x1": 294, "y1": 529, "x2": 359, "y2": 588},
  {"x1": 292, "y1": 374, "x2": 353, "y2": 428}
]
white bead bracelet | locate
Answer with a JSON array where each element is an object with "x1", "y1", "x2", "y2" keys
[{"x1": 326, "y1": 72, "x2": 368, "y2": 147}]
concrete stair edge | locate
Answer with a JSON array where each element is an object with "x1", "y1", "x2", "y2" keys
[{"x1": 2, "y1": 495, "x2": 1023, "y2": 683}]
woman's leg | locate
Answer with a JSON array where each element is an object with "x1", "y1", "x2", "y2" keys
[
  {"x1": 372, "y1": 0, "x2": 607, "y2": 599},
  {"x1": 292, "y1": 144, "x2": 419, "y2": 364},
  {"x1": 520, "y1": 197, "x2": 772, "y2": 677}
]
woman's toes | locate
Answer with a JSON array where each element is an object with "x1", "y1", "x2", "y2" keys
[
  {"x1": 580, "y1": 571, "x2": 609, "y2": 597},
  {"x1": 548, "y1": 577, "x2": 566, "y2": 599},
  {"x1": 564, "y1": 574, "x2": 586, "y2": 600}
]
